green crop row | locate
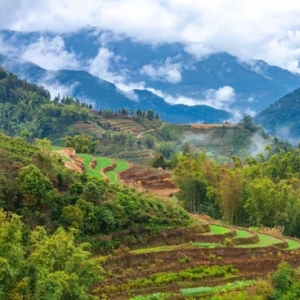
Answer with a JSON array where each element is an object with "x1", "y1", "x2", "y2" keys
[
  {"x1": 105, "y1": 265, "x2": 238, "y2": 295},
  {"x1": 180, "y1": 279, "x2": 253, "y2": 296}
]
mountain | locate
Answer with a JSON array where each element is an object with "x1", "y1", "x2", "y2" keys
[
  {"x1": 254, "y1": 88, "x2": 300, "y2": 143},
  {"x1": 1, "y1": 28, "x2": 300, "y2": 115},
  {"x1": 0, "y1": 54, "x2": 230, "y2": 123}
]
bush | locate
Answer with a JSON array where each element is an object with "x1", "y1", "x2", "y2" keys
[{"x1": 271, "y1": 262, "x2": 295, "y2": 294}]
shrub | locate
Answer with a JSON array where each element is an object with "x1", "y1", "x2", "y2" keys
[{"x1": 271, "y1": 262, "x2": 295, "y2": 294}]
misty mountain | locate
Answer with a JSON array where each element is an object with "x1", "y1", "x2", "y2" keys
[
  {"x1": 0, "y1": 54, "x2": 230, "y2": 124},
  {"x1": 1, "y1": 28, "x2": 300, "y2": 115},
  {"x1": 254, "y1": 88, "x2": 300, "y2": 143}
]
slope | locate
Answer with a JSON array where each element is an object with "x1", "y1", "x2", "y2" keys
[{"x1": 254, "y1": 88, "x2": 300, "y2": 143}]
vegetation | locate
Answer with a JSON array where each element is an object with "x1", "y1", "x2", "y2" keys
[
  {"x1": 172, "y1": 147, "x2": 300, "y2": 237},
  {"x1": 254, "y1": 87, "x2": 300, "y2": 140},
  {"x1": 0, "y1": 209, "x2": 103, "y2": 299},
  {"x1": 3, "y1": 68, "x2": 300, "y2": 299}
]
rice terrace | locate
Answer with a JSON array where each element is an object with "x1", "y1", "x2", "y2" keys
[{"x1": 55, "y1": 147, "x2": 300, "y2": 299}]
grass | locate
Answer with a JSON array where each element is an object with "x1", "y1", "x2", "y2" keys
[
  {"x1": 77, "y1": 154, "x2": 103, "y2": 179},
  {"x1": 130, "y1": 245, "x2": 184, "y2": 254},
  {"x1": 180, "y1": 280, "x2": 253, "y2": 296},
  {"x1": 237, "y1": 233, "x2": 283, "y2": 248},
  {"x1": 285, "y1": 239, "x2": 300, "y2": 250},
  {"x1": 106, "y1": 160, "x2": 130, "y2": 184},
  {"x1": 191, "y1": 242, "x2": 223, "y2": 248},
  {"x1": 204, "y1": 224, "x2": 232, "y2": 235},
  {"x1": 73, "y1": 154, "x2": 129, "y2": 183},
  {"x1": 234, "y1": 229, "x2": 251, "y2": 238},
  {"x1": 94, "y1": 157, "x2": 112, "y2": 172},
  {"x1": 131, "y1": 242, "x2": 226, "y2": 254}
]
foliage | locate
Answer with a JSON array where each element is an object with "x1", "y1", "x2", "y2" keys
[
  {"x1": 0, "y1": 209, "x2": 103, "y2": 299},
  {"x1": 172, "y1": 148, "x2": 300, "y2": 235},
  {"x1": 180, "y1": 280, "x2": 254, "y2": 296},
  {"x1": 63, "y1": 134, "x2": 98, "y2": 154},
  {"x1": 0, "y1": 70, "x2": 92, "y2": 141},
  {"x1": 111, "y1": 265, "x2": 237, "y2": 293}
]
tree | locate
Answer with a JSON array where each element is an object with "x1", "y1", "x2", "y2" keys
[
  {"x1": 63, "y1": 134, "x2": 98, "y2": 154},
  {"x1": 173, "y1": 159, "x2": 208, "y2": 214},
  {"x1": 213, "y1": 168, "x2": 244, "y2": 224},
  {"x1": 151, "y1": 152, "x2": 166, "y2": 168},
  {"x1": 81, "y1": 181, "x2": 101, "y2": 205},
  {"x1": 34, "y1": 138, "x2": 52, "y2": 152},
  {"x1": 17, "y1": 164, "x2": 56, "y2": 207},
  {"x1": 238, "y1": 115, "x2": 258, "y2": 132},
  {"x1": 0, "y1": 209, "x2": 23, "y2": 297},
  {"x1": 0, "y1": 66, "x2": 7, "y2": 80},
  {"x1": 159, "y1": 142, "x2": 176, "y2": 159},
  {"x1": 146, "y1": 110, "x2": 154, "y2": 121},
  {"x1": 8, "y1": 225, "x2": 103, "y2": 299},
  {"x1": 144, "y1": 134, "x2": 155, "y2": 149},
  {"x1": 61, "y1": 205, "x2": 84, "y2": 229}
]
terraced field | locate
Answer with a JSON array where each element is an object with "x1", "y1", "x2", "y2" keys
[
  {"x1": 76, "y1": 153, "x2": 130, "y2": 183},
  {"x1": 97, "y1": 221, "x2": 300, "y2": 299},
  {"x1": 106, "y1": 160, "x2": 130, "y2": 184},
  {"x1": 77, "y1": 153, "x2": 103, "y2": 179}
]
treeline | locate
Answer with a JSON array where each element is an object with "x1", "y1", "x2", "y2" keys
[
  {"x1": 171, "y1": 146, "x2": 300, "y2": 236},
  {"x1": 99, "y1": 107, "x2": 159, "y2": 121},
  {"x1": 0, "y1": 67, "x2": 92, "y2": 140}
]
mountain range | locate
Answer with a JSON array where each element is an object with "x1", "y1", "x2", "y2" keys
[{"x1": 1, "y1": 27, "x2": 300, "y2": 124}]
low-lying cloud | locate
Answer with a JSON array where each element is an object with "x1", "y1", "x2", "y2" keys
[
  {"x1": 21, "y1": 36, "x2": 80, "y2": 70},
  {"x1": 140, "y1": 58, "x2": 182, "y2": 83}
]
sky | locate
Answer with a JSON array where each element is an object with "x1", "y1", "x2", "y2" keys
[
  {"x1": 1, "y1": 0, "x2": 300, "y2": 72},
  {"x1": 1, "y1": 0, "x2": 300, "y2": 119}
]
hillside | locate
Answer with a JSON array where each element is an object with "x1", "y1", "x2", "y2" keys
[
  {"x1": 1, "y1": 67, "x2": 284, "y2": 164},
  {"x1": 254, "y1": 88, "x2": 300, "y2": 143},
  {"x1": 2, "y1": 134, "x2": 300, "y2": 299}
]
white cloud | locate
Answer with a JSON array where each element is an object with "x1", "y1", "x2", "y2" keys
[
  {"x1": 119, "y1": 90, "x2": 139, "y2": 102},
  {"x1": 21, "y1": 36, "x2": 80, "y2": 70},
  {"x1": 146, "y1": 86, "x2": 258, "y2": 123},
  {"x1": 87, "y1": 47, "x2": 146, "y2": 93},
  {"x1": 147, "y1": 86, "x2": 236, "y2": 110},
  {"x1": 0, "y1": 35, "x2": 17, "y2": 55},
  {"x1": 2, "y1": 1, "x2": 300, "y2": 72},
  {"x1": 38, "y1": 81, "x2": 77, "y2": 99},
  {"x1": 247, "y1": 133, "x2": 269, "y2": 157},
  {"x1": 140, "y1": 58, "x2": 182, "y2": 83},
  {"x1": 87, "y1": 47, "x2": 125, "y2": 83}
]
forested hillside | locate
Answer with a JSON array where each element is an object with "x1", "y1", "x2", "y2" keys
[
  {"x1": 0, "y1": 66, "x2": 92, "y2": 141},
  {"x1": 0, "y1": 132, "x2": 192, "y2": 298},
  {"x1": 254, "y1": 88, "x2": 300, "y2": 142}
]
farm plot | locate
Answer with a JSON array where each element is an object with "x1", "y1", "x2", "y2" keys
[{"x1": 105, "y1": 160, "x2": 130, "y2": 184}]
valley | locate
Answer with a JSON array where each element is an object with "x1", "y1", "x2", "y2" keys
[{"x1": 1, "y1": 50, "x2": 300, "y2": 299}]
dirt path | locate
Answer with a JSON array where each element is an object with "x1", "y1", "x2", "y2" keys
[
  {"x1": 136, "y1": 122, "x2": 165, "y2": 138},
  {"x1": 56, "y1": 148, "x2": 85, "y2": 173}
]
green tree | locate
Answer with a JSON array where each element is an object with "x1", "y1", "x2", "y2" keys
[
  {"x1": 17, "y1": 164, "x2": 56, "y2": 207},
  {"x1": 34, "y1": 138, "x2": 52, "y2": 152},
  {"x1": 146, "y1": 109, "x2": 154, "y2": 121},
  {"x1": 213, "y1": 168, "x2": 244, "y2": 224}
]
